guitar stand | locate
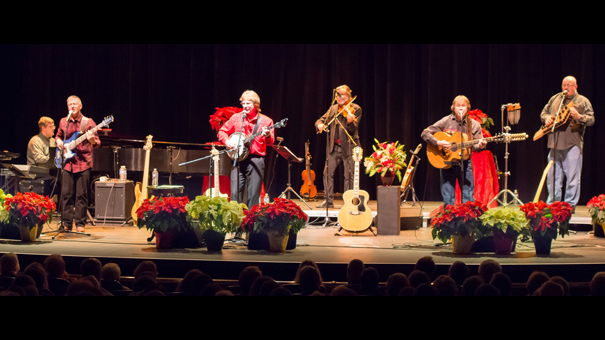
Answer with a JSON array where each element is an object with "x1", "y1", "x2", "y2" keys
[
  {"x1": 335, "y1": 225, "x2": 377, "y2": 237},
  {"x1": 401, "y1": 155, "x2": 421, "y2": 207},
  {"x1": 271, "y1": 144, "x2": 310, "y2": 209}
]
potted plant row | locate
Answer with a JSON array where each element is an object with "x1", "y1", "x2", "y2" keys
[
  {"x1": 587, "y1": 194, "x2": 605, "y2": 237},
  {"x1": 431, "y1": 200, "x2": 572, "y2": 255}
]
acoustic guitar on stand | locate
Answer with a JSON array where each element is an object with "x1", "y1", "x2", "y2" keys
[
  {"x1": 300, "y1": 140, "x2": 317, "y2": 200},
  {"x1": 426, "y1": 131, "x2": 528, "y2": 169},
  {"x1": 131, "y1": 135, "x2": 153, "y2": 226},
  {"x1": 400, "y1": 143, "x2": 422, "y2": 192},
  {"x1": 204, "y1": 146, "x2": 228, "y2": 198},
  {"x1": 338, "y1": 146, "x2": 373, "y2": 233}
]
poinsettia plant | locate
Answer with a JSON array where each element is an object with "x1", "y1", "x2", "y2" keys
[
  {"x1": 0, "y1": 189, "x2": 12, "y2": 224},
  {"x1": 241, "y1": 198, "x2": 308, "y2": 236},
  {"x1": 520, "y1": 201, "x2": 573, "y2": 239},
  {"x1": 364, "y1": 138, "x2": 407, "y2": 181},
  {"x1": 209, "y1": 106, "x2": 243, "y2": 131},
  {"x1": 136, "y1": 195, "x2": 190, "y2": 233},
  {"x1": 3, "y1": 191, "x2": 56, "y2": 229},
  {"x1": 479, "y1": 206, "x2": 530, "y2": 239},
  {"x1": 430, "y1": 201, "x2": 487, "y2": 245},
  {"x1": 587, "y1": 194, "x2": 605, "y2": 225},
  {"x1": 468, "y1": 109, "x2": 494, "y2": 138},
  {"x1": 185, "y1": 195, "x2": 247, "y2": 234}
]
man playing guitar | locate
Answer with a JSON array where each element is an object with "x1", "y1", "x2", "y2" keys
[{"x1": 421, "y1": 95, "x2": 486, "y2": 205}]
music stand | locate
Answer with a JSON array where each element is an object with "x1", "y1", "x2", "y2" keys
[
  {"x1": 272, "y1": 144, "x2": 310, "y2": 209},
  {"x1": 0, "y1": 163, "x2": 34, "y2": 196}
]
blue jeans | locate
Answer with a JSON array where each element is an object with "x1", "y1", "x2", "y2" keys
[
  {"x1": 440, "y1": 160, "x2": 474, "y2": 206},
  {"x1": 547, "y1": 146, "x2": 582, "y2": 207}
]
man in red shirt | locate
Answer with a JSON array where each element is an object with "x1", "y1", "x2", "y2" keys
[
  {"x1": 218, "y1": 90, "x2": 275, "y2": 210},
  {"x1": 55, "y1": 95, "x2": 101, "y2": 233}
]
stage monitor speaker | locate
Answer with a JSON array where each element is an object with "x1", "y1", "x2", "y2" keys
[
  {"x1": 376, "y1": 185, "x2": 401, "y2": 235},
  {"x1": 95, "y1": 180, "x2": 135, "y2": 221},
  {"x1": 400, "y1": 205, "x2": 423, "y2": 230}
]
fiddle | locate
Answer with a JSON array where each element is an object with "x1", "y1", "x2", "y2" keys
[
  {"x1": 338, "y1": 95, "x2": 358, "y2": 122},
  {"x1": 300, "y1": 140, "x2": 317, "y2": 199}
]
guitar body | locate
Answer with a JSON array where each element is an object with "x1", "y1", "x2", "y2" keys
[
  {"x1": 55, "y1": 131, "x2": 81, "y2": 167},
  {"x1": 300, "y1": 169, "x2": 317, "y2": 199},
  {"x1": 533, "y1": 101, "x2": 574, "y2": 141},
  {"x1": 426, "y1": 131, "x2": 471, "y2": 169},
  {"x1": 338, "y1": 189, "x2": 373, "y2": 232},
  {"x1": 400, "y1": 144, "x2": 422, "y2": 191}
]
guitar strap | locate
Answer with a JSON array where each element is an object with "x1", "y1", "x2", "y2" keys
[
  {"x1": 80, "y1": 116, "x2": 89, "y2": 134},
  {"x1": 251, "y1": 113, "x2": 262, "y2": 139}
]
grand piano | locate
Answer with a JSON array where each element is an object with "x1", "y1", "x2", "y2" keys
[{"x1": 93, "y1": 131, "x2": 232, "y2": 199}]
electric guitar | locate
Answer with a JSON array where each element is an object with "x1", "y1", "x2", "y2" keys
[
  {"x1": 338, "y1": 146, "x2": 373, "y2": 233},
  {"x1": 533, "y1": 101, "x2": 574, "y2": 141},
  {"x1": 55, "y1": 115, "x2": 113, "y2": 168},
  {"x1": 204, "y1": 146, "x2": 228, "y2": 198},
  {"x1": 131, "y1": 135, "x2": 153, "y2": 226},
  {"x1": 533, "y1": 160, "x2": 554, "y2": 203},
  {"x1": 226, "y1": 118, "x2": 288, "y2": 161},
  {"x1": 426, "y1": 131, "x2": 528, "y2": 169},
  {"x1": 400, "y1": 143, "x2": 422, "y2": 191}
]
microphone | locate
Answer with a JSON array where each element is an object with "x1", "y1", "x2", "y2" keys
[
  {"x1": 242, "y1": 108, "x2": 249, "y2": 118},
  {"x1": 562, "y1": 89, "x2": 568, "y2": 96},
  {"x1": 67, "y1": 110, "x2": 73, "y2": 121}
]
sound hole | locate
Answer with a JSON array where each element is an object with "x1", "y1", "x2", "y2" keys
[{"x1": 352, "y1": 197, "x2": 360, "y2": 206}]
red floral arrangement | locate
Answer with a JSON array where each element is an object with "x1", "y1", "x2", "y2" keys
[
  {"x1": 241, "y1": 198, "x2": 308, "y2": 236},
  {"x1": 468, "y1": 109, "x2": 494, "y2": 138},
  {"x1": 136, "y1": 195, "x2": 190, "y2": 233},
  {"x1": 3, "y1": 192, "x2": 56, "y2": 229},
  {"x1": 587, "y1": 194, "x2": 605, "y2": 225},
  {"x1": 519, "y1": 201, "x2": 573, "y2": 239},
  {"x1": 430, "y1": 201, "x2": 487, "y2": 245},
  {"x1": 209, "y1": 107, "x2": 243, "y2": 131}
]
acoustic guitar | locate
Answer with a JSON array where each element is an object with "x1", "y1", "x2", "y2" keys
[
  {"x1": 131, "y1": 135, "x2": 153, "y2": 226},
  {"x1": 533, "y1": 101, "x2": 574, "y2": 141},
  {"x1": 400, "y1": 143, "x2": 422, "y2": 192},
  {"x1": 338, "y1": 146, "x2": 373, "y2": 233},
  {"x1": 204, "y1": 146, "x2": 228, "y2": 198},
  {"x1": 426, "y1": 131, "x2": 528, "y2": 169},
  {"x1": 226, "y1": 118, "x2": 288, "y2": 161},
  {"x1": 300, "y1": 140, "x2": 317, "y2": 199}
]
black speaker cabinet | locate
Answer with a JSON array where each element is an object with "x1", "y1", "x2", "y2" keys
[
  {"x1": 376, "y1": 185, "x2": 401, "y2": 235},
  {"x1": 95, "y1": 180, "x2": 135, "y2": 221}
]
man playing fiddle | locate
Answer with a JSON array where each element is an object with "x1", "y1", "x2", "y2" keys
[{"x1": 315, "y1": 85, "x2": 362, "y2": 208}]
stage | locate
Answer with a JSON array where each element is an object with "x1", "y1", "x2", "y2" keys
[{"x1": 3, "y1": 199, "x2": 605, "y2": 286}]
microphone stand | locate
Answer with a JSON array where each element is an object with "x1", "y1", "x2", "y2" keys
[{"x1": 549, "y1": 92, "x2": 567, "y2": 204}]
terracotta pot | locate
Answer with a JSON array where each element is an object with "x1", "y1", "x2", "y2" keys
[
  {"x1": 451, "y1": 234, "x2": 475, "y2": 254},
  {"x1": 154, "y1": 230, "x2": 175, "y2": 249}
]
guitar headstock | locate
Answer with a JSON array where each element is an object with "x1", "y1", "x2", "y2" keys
[
  {"x1": 102, "y1": 115, "x2": 114, "y2": 127},
  {"x1": 144, "y1": 135, "x2": 153, "y2": 151},
  {"x1": 352, "y1": 146, "x2": 363, "y2": 162},
  {"x1": 276, "y1": 118, "x2": 288, "y2": 128}
]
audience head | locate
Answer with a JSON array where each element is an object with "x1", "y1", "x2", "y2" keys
[
  {"x1": 408, "y1": 270, "x2": 431, "y2": 288},
  {"x1": 298, "y1": 265, "x2": 322, "y2": 296},
  {"x1": 461, "y1": 275, "x2": 484, "y2": 296},
  {"x1": 526, "y1": 270, "x2": 550, "y2": 296},
  {"x1": 330, "y1": 285, "x2": 358, "y2": 296},
  {"x1": 44, "y1": 254, "x2": 66, "y2": 278},
  {"x1": 295, "y1": 259, "x2": 323, "y2": 284},
  {"x1": 549, "y1": 276, "x2": 569, "y2": 296},
  {"x1": 415, "y1": 283, "x2": 438, "y2": 296},
  {"x1": 133, "y1": 260, "x2": 158, "y2": 278},
  {"x1": 415, "y1": 256, "x2": 436, "y2": 279},
  {"x1": 385, "y1": 273, "x2": 409, "y2": 296},
  {"x1": 177, "y1": 269, "x2": 213, "y2": 296},
  {"x1": 448, "y1": 261, "x2": 470, "y2": 287},
  {"x1": 100, "y1": 263, "x2": 122, "y2": 282},
  {"x1": 432, "y1": 274, "x2": 458, "y2": 296},
  {"x1": 360, "y1": 267, "x2": 382, "y2": 296},
  {"x1": 238, "y1": 266, "x2": 262, "y2": 296},
  {"x1": 590, "y1": 272, "x2": 605, "y2": 296},
  {"x1": 347, "y1": 259, "x2": 365, "y2": 285},
  {"x1": 538, "y1": 281, "x2": 564, "y2": 296},
  {"x1": 490, "y1": 272, "x2": 512, "y2": 297},
  {"x1": 0, "y1": 252, "x2": 19, "y2": 276},
  {"x1": 80, "y1": 258, "x2": 103, "y2": 280},
  {"x1": 475, "y1": 283, "x2": 500, "y2": 296},
  {"x1": 478, "y1": 259, "x2": 502, "y2": 283},
  {"x1": 23, "y1": 262, "x2": 49, "y2": 291}
]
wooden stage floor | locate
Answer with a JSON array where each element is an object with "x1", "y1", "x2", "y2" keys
[{"x1": 3, "y1": 200, "x2": 605, "y2": 283}]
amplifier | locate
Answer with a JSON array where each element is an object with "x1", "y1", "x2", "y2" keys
[{"x1": 95, "y1": 180, "x2": 135, "y2": 221}]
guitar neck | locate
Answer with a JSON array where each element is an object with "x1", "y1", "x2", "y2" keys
[
  {"x1": 353, "y1": 160, "x2": 360, "y2": 197},
  {"x1": 452, "y1": 136, "x2": 495, "y2": 151},
  {"x1": 67, "y1": 123, "x2": 105, "y2": 151},
  {"x1": 141, "y1": 149, "x2": 151, "y2": 197},
  {"x1": 214, "y1": 157, "x2": 220, "y2": 189}
]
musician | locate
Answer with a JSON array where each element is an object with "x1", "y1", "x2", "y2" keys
[
  {"x1": 540, "y1": 76, "x2": 594, "y2": 211},
  {"x1": 217, "y1": 90, "x2": 275, "y2": 210},
  {"x1": 315, "y1": 85, "x2": 361, "y2": 208},
  {"x1": 27, "y1": 117, "x2": 56, "y2": 166},
  {"x1": 421, "y1": 95, "x2": 486, "y2": 205},
  {"x1": 55, "y1": 95, "x2": 101, "y2": 233}
]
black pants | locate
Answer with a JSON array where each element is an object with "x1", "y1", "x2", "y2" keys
[
  {"x1": 231, "y1": 155, "x2": 265, "y2": 210},
  {"x1": 60, "y1": 168, "x2": 90, "y2": 229},
  {"x1": 323, "y1": 144, "x2": 353, "y2": 203}
]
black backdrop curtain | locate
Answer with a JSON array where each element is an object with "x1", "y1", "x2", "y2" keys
[{"x1": 2, "y1": 44, "x2": 603, "y2": 205}]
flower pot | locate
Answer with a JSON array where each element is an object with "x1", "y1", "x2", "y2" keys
[
  {"x1": 154, "y1": 230, "x2": 175, "y2": 249},
  {"x1": 493, "y1": 232, "x2": 515, "y2": 255},
  {"x1": 451, "y1": 234, "x2": 475, "y2": 253},
  {"x1": 593, "y1": 221, "x2": 605, "y2": 238},
  {"x1": 533, "y1": 235, "x2": 552, "y2": 255},
  {"x1": 266, "y1": 231, "x2": 289, "y2": 252},
  {"x1": 18, "y1": 223, "x2": 38, "y2": 243},
  {"x1": 381, "y1": 171, "x2": 395, "y2": 186},
  {"x1": 203, "y1": 229, "x2": 226, "y2": 251}
]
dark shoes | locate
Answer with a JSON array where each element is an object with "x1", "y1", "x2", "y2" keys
[{"x1": 316, "y1": 201, "x2": 334, "y2": 208}]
